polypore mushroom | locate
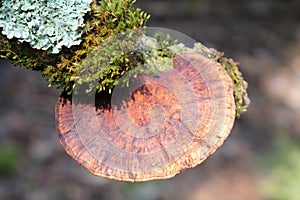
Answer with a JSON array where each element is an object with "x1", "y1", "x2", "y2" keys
[{"x1": 56, "y1": 53, "x2": 237, "y2": 182}]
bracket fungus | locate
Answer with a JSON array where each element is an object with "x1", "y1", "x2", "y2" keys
[
  {"x1": 56, "y1": 52, "x2": 237, "y2": 181},
  {"x1": 0, "y1": 0, "x2": 249, "y2": 182}
]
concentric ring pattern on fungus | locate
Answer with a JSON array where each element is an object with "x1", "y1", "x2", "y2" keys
[{"x1": 55, "y1": 28, "x2": 236, "y2": 182}]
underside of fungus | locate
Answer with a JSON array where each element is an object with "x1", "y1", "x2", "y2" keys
[{"x1": 56, "y1": 54, "x2": 236, "y2": 182}]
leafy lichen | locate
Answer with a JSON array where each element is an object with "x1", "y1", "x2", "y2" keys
[{"x1": 0, "y1": 0, "x2": 93, "y2": 53}]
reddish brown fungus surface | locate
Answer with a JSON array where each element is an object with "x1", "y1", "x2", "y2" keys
[{"x1": 55, "y1": 54, "x2": 236, "y2": 182}]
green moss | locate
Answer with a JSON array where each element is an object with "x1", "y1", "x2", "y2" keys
[
  {"x1": 76, "y1": 32, "x2": 178, "y2": 94},
  {"x1": 217, "y1": 57, "x2": 249, "y2": 118}
]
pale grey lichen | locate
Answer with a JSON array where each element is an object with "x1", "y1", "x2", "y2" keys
[{"x1": 0, "y1": 0, "x2": 93, "y2": 53}]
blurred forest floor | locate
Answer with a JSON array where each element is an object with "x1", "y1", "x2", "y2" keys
[{"x1": 1, "y1": 0, "x2": 300, "y2": 200}]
